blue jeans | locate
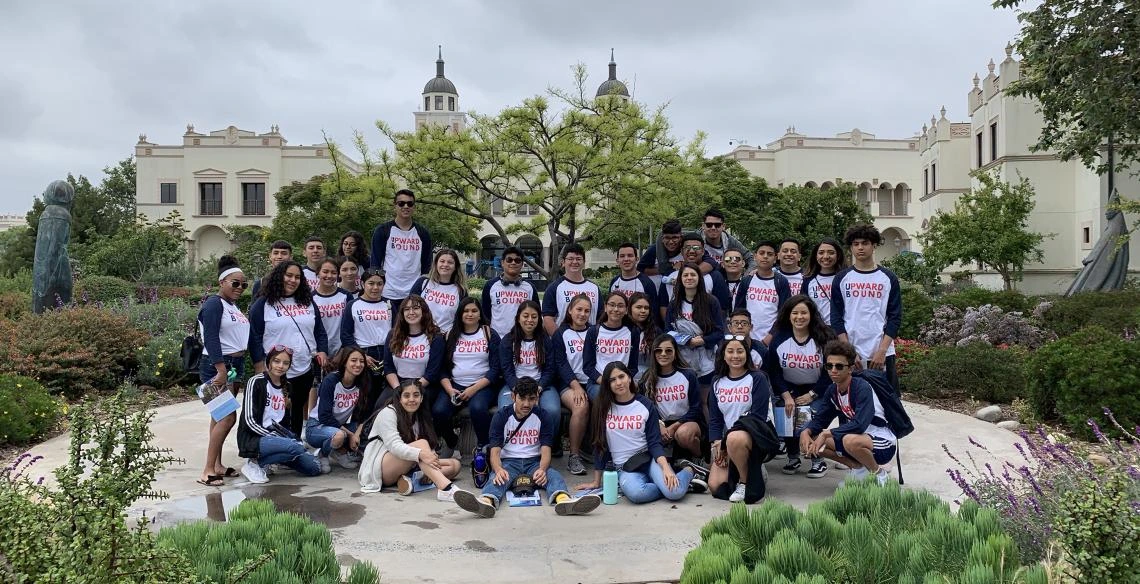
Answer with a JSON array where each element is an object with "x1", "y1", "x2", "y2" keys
[
  {"x1": 482, "y1": 456, "x2": 570, "y2": 506},
  {"x1": 432, "y1": 382, "x2": 500, "y2": 449},
  {"x1": 619, "y1": 462, "x2": 693, "y2": 504},
  {"x1": 303, "y1": 419, "x2": 359, "y2": 456},
  {"x1": 584, "y1": 382, "x2": 602, "y2": 401},
  {"x1": 257, "y1": 435, "x2": 322, "y2": 476},
  {"x1": 498, "y1": 386, "x2": 562, "y2": 422},
  {"x1": 198, "y1": 354, "x2": 245, "y2": 385}
]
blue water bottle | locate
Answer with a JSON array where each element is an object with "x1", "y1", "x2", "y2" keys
[{"x1": 602, "y1": 464, "x2": 619, "y2": 505}]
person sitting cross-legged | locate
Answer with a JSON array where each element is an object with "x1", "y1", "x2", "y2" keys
[
  {"x1": 799, "y1": 340, "x2": 896, "y2": 486},
  {"x1": 452, "y1": 377, "x2": 601, "y2": 518}
]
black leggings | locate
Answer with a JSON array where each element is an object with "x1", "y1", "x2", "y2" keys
[{"x1": 286, "y1": 366, "x2": 317, "y2": 436}]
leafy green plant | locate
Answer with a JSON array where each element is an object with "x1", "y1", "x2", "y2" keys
[
  {"x1": 1034, "y1": 290, "x2": 1140, "y2": 338},
  {"x1": 898, "y1": 284, "x2": 934, "y2": 340},
  {"x1": 157, "y1": 498, "x2": 380, "y2": 584},
  {"x1": 0, "y1": 391, "x2": 195, "y2": 583},
  {"x1": 75, "y1": 275, "x2": 136, "y2": 304},
  {"x1": 134, "y1": 331, "x2": 192, "y2": 390},
  {"x1": 939, "y1": 287, "x2": 1033, "y2": 314},
  {"x1": 1054, "y1": 473, "x2": 1140, "y2": 582},
  {"x1": 882, "y1": 252, "x2": 941, "y2": 294},
  {"x1": 902, "y1": 342, "x2": 1026, "y2": 403},
  {"x1": 1024, "y1": 326, "x2": 1140, "y2": 439},
  {"x1": 0, "y1": 291, "x2": 29, "y2": 321},
  {"x1": 0, "y1": 374, "x2": 61, "y2": 446},
  {"x1": 0, "y1": 306, "x2": 148, "y2": 398},
  {"x1": 681, "y1": 481, "x2": 1047, "y2": 583},
  {"x1": 110, "y1": 298, "x2": 198, "y2": 338},
  {"x1": 0, "y1": 269, "x2": 34, "y2": 294}
]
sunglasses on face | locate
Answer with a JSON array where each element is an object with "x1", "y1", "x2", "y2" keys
[
  {"x1": 704, "y1": 222, "x2": 723, "y2": 228},
  {"x1": 503, "y1": 257, "x2": 523, "y2": 264},
  {"x1": 684, "y1": 245, "x2": 703, "y2": 251},
  {"x1": 227, "y1": 280, "x2": 248, "y2": 289},
  {"x1": 824, "y1": 362, "x2": 850, "y2": 371},
  {"x1": 396, "y1": 200, "x2": 415, "y2": 208},
  {"x1": 653, "y1": 348, "x2": 675, "y2": 355},
  {"x1": 723, "y1": 257, "x2": 742, "y2": 263}
]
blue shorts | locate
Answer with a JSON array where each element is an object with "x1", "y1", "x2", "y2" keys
[{"x1": 835, "y1": 440, "x2": 896, "y2": 465}]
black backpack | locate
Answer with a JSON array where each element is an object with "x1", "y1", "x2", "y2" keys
[{"x1": 853, "y1": 369, "x2": 913, "y2": 439}]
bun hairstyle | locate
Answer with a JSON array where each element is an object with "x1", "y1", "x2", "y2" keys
[{"x1": 217, "y1": 255, "x2": 243, "y2": 282}]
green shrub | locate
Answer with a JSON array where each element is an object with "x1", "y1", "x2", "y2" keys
[
  {"x1": 134, "y1": 331, "x2": 193, "y2": 390},
  {"x1": 0, "y1": 392, "x2": 195, "y2": 582},
  {"x1": 899, "y1": 284, "x2": 935, "y2": 340},
  {"x1": 158, "y1": 498, "x2": 380, "y2": 584},
  {"x1": 682, "y1": 482, "x2": 1047, "y2": 584},
  {"x1": 76, "y1": 275, "x2": 136, "y2": 304},
  {"x1": 110, "y1": 298, "x2": 198, "y2": 338},
  {"x1": 0, "y1": 269, "x2": 33, "y2": 295},
  {"x1": 1054, "y1": 465, "x2": 1140, "y2": 581},
  {"x1": 902, "y1": 342, "x2": 1026, "y2": 403},
  {"x1": 0, "y1": 374, "x2": 61, "y2": 446},
  {"x1": 882, "y1": 252, "x2": 941, "y2": 293},
  {"x1": 1024, "y1": 326, "x2": 1140, "y2": 439},
  {"x1": 466, "y1": 277, "x2": 486, "y2": 294},
  {"x1": 138, "y1": 259, "x2": 216, "y2": 288},
  {"x1": 0, "y1": 306, "x2": 149, "y2": 399},
  {"x1": 1036, "y1": 290, "x2": 1140, "y2": 337},
  {"x1": 0, "y1": 291, "x2": 30, "y2": 320},
  {"x1": 939, "y1": 287, "x2": 1032, "y2": 314}
]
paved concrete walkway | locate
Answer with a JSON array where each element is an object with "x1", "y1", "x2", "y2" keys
[{"x1": 25, "y1": 399, "x2": 1025, "y2": 584}]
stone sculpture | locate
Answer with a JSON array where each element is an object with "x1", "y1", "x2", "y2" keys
[{"x1": 31, "y1": 180, "x2": 75, "y2": 313}]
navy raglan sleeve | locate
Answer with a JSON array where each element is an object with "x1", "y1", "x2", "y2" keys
[
  {"x1": 539, "y1": 337, "x2": 555, "y2": 388},
  {"x1": 423, "y1": 335, "x2": 446, "y2": 383},
  {"x1": 480, "y1": 281, "x2": 494, "y2": 319},
  {"x1": 382, "y1": 333, "x2": 396, "y2": 376},
  {"x1": 883, "y1": 269, "x2": 903, "y2": 339},
  {"x1": 749, "y1": 371, "x2": 773, "y2": 419},
  {"x1": 552, "y1": 331, "x2": 574, "y2": 387},
  {"x1": 541, "y1": 279, "x2": 559, "y2": 318},
  {"x1": 709, "y1": 272, "x2": 731, "y2": 311},
  {"x1": 416, "y1": 224, "x2": 433, "y2": 275},
  {"x1": 583, "y1": 326, "x2": 600, "y2": 381},
  {"x1": 626, "y1": 327, "x2": 641, "y2": 372},
  {"x1": 488, "y1": 407, "x2": 509, "y2": 449},
  {"x1": 316, "y1": 374, "x2": 340, "y2": 427},
  {"x1": 249, "y1": 298, "x2": 267, "y2": 363},
  {"x1": 681, "y1": 369, "x2": 702, "y2": 423},
  {"x1": 641, "y1": 397, "x2": 667, "y2": 461},
  {"x1": 410, "y1": 277, "x2": 426, "y2": 298},
  {"x1": 803, "y1": 386, "x2": 839, "y2": 436},
  {"x1": 831, "y1": 379, "x2": 875, "y2": 440},
  {"x1": 704, "y1": 296, "x2": 726, "y2": 347},
  {"x1": 199, "y1": 296, "x2": 224, "y2": 366},
  {"x1": 537, "y1": 407, "x2": 555, "y2": 448},
  {"x1": 734, "y1": 275, "x2": 752, "y2": 312},
  {"x1": 485, "y1": 331, "x2": 502, "y2": 383},
  {"x1": 370, "y1": 223, "x2": 388, "y2": 270},
  {"x1": 707, "y1": 380, "x2": 726, "y2": 441},
  {"x1": 499, "y1": 334, "x2": 518, "y2": 388},
  {"x1": 340, "y1": 298, "x2": 356, "y2": 349},
  {"x1": 312, "y1": 304, "x2": 329, "y2": 354},
  {"x1": 765, "y1": 334, "x2": 791, "y2": 396},
  {"x1": 829, "y1": 270, "x2": 849, "y2": 335}
]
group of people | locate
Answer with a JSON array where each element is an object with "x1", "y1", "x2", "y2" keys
[{"x1": 196, "y1": 189, "x2": 905, "y2": 516}]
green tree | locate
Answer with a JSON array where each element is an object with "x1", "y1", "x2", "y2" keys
[
  {"x1": 83, "y1": 212, "x2": 187, "y2": 281},
  {"x1": 919, "y1": 171, "x2": 1051, "y2": 290},
  {"x1": 375, "y1": 65, "x2": 703, "y2": 279}
]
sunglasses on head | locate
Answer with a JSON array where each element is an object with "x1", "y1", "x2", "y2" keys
[
  {"x1": 396, "y1": 200, "x2": 415, "y2": 208},
  {"x1": 824, "y1": 362, "x2": 850, "y2": 371},
  {"x1": 269, "y1": 344, "x2": 294, "y2": 355},
  {"x1": 724, "y1": 334, "x2": 748, "y2": 342},
  {"x1": 227, "y1": 280, "x2": 248, "y2": 289}
]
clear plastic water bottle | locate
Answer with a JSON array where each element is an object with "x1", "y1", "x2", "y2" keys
[{"x1": 602, "y1": 463, "x2": 619, "y2": 505}]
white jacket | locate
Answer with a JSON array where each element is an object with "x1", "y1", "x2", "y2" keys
[{"x1": 358, "y1": 405, "x2": 424, "y2": 493}]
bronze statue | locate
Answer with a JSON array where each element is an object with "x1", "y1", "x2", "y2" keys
[{"x1": 32, "y1": 180, "x2": 75, "y2": 313}]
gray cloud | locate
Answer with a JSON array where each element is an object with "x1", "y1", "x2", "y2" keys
[{"x1": 0, "y1": 0, "x2": 1024, "y2": 213}]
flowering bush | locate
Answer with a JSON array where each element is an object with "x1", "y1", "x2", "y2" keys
[
  {"x1": 1024, "y1": 326, "x2": 1140, "y2": 439},
  {"x1": 0, "y1": 291, "x2": 29, "y2": 321},
  {"x1": 0, "y1": 374, "x2": 60, "y2": 446},
  {"x1": 919, "y1": 304, "x2": 1053, "y2": 349},
  {"x1": 133, "y1": 331, "x2": 192, "y2": 390},
  {"x1": 109, "y1": 298, "x2": 198, "y2": 338},
  {"x1": 894, "y1": 339, "x2": 931, "y2": 379},
  {"x1": 903, "y1": 342, "x2": 1027, "y2": 403},
  {"x1": 945, "y1": 411, "x2": 1140, "y2": 581},
  {"x1": 0, "y1": 306, "x2": 148, "y2": 399},
  {"x1": 939, "y1": 287, "x2": 1033, "y2": 314}
]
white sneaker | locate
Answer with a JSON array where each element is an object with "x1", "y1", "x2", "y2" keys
[
  {"x1": 330, "y1": 450, "x2": 359, "y2": 470},
  {"x1": 437, "y1": 486, "x2": 458, "y2": 502},
  {"x1": 875, "y1": 467, "x2": 890, "y2": 487},
  {"x1": 318, "y1": 455, "x2": 331, "y2": 474},
  {"x1": 729, "y1": 483, "x2": 747, "y2": 502},
  {"x1": 842, "y1": 467, "x2": 870, "y2": 486},
  {"x1": 241, "y1": 460, "x2": 269, "y2": 484}
]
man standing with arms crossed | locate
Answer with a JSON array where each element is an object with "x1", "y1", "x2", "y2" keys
[{"x1": 371, "y1": 189, "x2": 433, "y2": 312}]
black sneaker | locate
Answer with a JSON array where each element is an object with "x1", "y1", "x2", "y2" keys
[
  {"x1": 675, "y1": 458, "x2": 710, "y2": 481},
  {"x1": 781, "y1": 457, "x2": 802, "y2": 475},
  {"x1": 688, "y1": 477, "x2": 709, "y2": 494},
  {"x1": 806, "y1": 459, "x2": 828, "y2": 479},
  {"x1": 567, "y1": 454, "x2": 587, "y2": 476}
]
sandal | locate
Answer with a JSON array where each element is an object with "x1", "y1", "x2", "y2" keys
[
  {"x1": 196, "y1": 475, "x2": 224, "y2": 487},
  {"x1": 222, "y1": 467, "x2": 239, "y2": 478}
]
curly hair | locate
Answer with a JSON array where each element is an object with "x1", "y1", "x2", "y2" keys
[
  {"x1": 388, "y1": 294, "x2": 441, "y2": 356},
  {"x1": 773, "y1": 294, "x2": 836, "y2": 348},
  {"x1": 262, "y1": 261, "x2": 314, "y2": 307},
  {"x1": 844, "y1": 224, "x2": 882, "y2": 247}
]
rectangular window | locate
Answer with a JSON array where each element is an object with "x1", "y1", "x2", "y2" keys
[
  {"x1": 491, "y1": 195, "x2": 504, "y2": 216},
  {"x1": 199, "y1": 183, "x2": 223, "y2": 216},
  {"x1": 990, "y1": 121, "x2": 998, "y2": 162},
  {"x1": 923, "y1": 168, "x2": 929, "y2": 196},
  {"x1": 931, "y1": 163, "x2": 937, "y2": 191},
  {"x1": 976, "y1": 132, "x2": 983, "y2": 167},
  {"x1": 160, "y1": 182, "x2": 177, "y2": 204},
  {"x1": 1083, "y1": 227, "x2": 1091, "y2": 244},
  {"x1": 424, "y1": 96, "x2": 430, "y2": 111},
  {"x1": 241, "y1": 183, "x2": 265, "y2": 216},
  {"x1": 435, "y1": 95, "x2": 443, "y2": 110},
  {"x1": 448, "y1": 96, "x2": 456, "y2": 111}
]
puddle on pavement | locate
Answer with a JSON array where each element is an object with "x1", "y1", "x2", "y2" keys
[{"x1": 145, "y1": 484, "x2": 366, "y2": 530}]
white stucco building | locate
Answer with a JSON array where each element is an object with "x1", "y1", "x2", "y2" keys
[
  {"x1": 921, "y1": 44, "x2": 1140, "y2": 293},
  {"x1": 0, "y1": 213, "x2": 26, "y2": 232},
  {"x1": 134, "y1": 125, "x2": 360, "y2": 263},
  {"x1": 724, "y1": 129, "x2": 921, "y2": 262}
]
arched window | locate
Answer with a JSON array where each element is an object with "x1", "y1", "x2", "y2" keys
[
  {"x1": 894, "y1": 183, "x2": 910, "y2": 216},
  {"x1": 804, "y1": 181, "x2": 818, "y2": 189},
  {"x1": 856, "y1": 183, "x2": 872, "y2": 214},
  {"x1": 820, "y1": 181, "x2": 834, "y2": 191},
  {"x1": 877, "y1": 182, "x2": 894, "y2": 216}
]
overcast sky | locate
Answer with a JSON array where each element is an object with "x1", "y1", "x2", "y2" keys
[{"x1": 0, "y1": 1, "x2": 1027, "y2": 214}]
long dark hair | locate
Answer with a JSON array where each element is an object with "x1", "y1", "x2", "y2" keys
[
  {"x1": 640, "y1": 334, "x2": 689, "y2": 401},
  {"x1": 339, "y1": 230, "x2": 369, "y2": 268},
  {"x1": 714, "y1": 337, "x2": 755, "y2": 378},
  {"x1": 560, "y1": 294, "x2": 593, "y2": 329},
  {"x1": 263, "y1": 261, "x2": 314, "y2": 306},
  {"x1": 445, "y1": 297, "x2": 487, "y2": 371},
  {"x1": 385, "y1": 379, "x2": 438, "y2": 449},
  {"x1": 627, "y1": 292, "x2": 658, "y2": 345},
  {"x1": 389, "y1": 294, "x2": 441, "y2": 356},
  {"x1": 668, "y1": 263, "x2": 714, "y2": 332},
  {"x1": 330, "y1": 346, "x2": 372, "y2": 421},
  {"x1": 509, "y1": 300, "x2": 546, "y2": 366},
  {"x1": 599, "y1": 291, "x2": 632, "y2": 328},
  {"x1": 807, "y1": 237, "x2": 847, "y2": 278},
  {"x1": 591, "y1": 361, "x2": 635, "y2": 453},
  {"x1": 774, "y1": 294, "x2": 836, "y2": 347}
]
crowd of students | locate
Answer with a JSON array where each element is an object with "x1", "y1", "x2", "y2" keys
[{"x1": 196, "y1": 188, "x2": 904, "y2": 514}]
